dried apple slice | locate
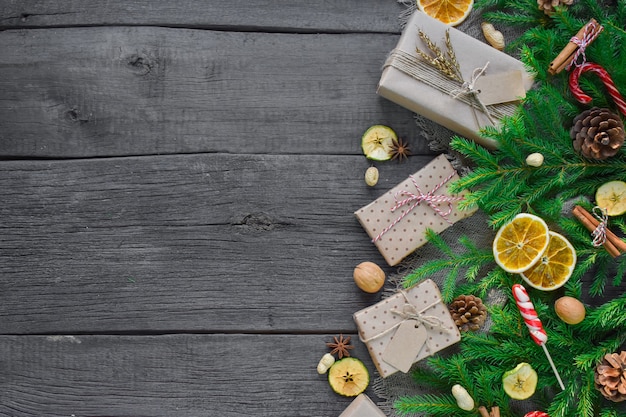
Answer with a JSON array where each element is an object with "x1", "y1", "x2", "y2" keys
[
  {"x1": 502, "y1": 362, "x2": 538, "y2": 400},
  {"x1": 595, "y1": 180, "x2": 626, "y2": 216},
  {"x1": 328, "y1": 357, "x2": 369, "y2": 397},
  {"x1": 361, "y1": 125, "x2": 396, "y2": 161}
]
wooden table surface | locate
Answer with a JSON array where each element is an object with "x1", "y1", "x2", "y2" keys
[{"x1": 0, "y1": 2, "x2": 438, "y2": 416}]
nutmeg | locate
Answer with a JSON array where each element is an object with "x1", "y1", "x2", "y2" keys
[
  {"x1": 555, "y1": 296, "x2": 586, "y2": 324},
  {"x1": 353, "y1": 261, "x2": 385, "y2": 293}
]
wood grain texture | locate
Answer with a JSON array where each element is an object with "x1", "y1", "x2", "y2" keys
[
  {"x1": 0, "y1": 333, "x2": 381, "y2": 417},
  {"x1": 0, "y1": 26, "x2": 426, "y2": 158},
  {"x1": 0, "y1": 0, "x2": 405, "y2": 33},
  {"x1": 0, "y1": 153, "x2": 437, "y2": 334}
]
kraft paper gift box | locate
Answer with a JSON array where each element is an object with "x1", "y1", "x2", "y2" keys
[
  {"x1": 353, "y1": 279, "x2": 460, "y2": 378},
  {"x1": 354, "y1": 154, "x2": 476, "y2": 266},
  {"x1": 338, "y1": 394, "x2": 386, "y2": 417},
  {"x1": 377, "y1": 11, "x2": 535, "y2": 149}
]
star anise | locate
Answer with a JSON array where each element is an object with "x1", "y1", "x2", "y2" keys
[
  {"x1": 326, "y1": 334, "x2": 354, "y2": 359},
  {"x1": 390, "y1": 137, "x2": 411, "y2": 162}
]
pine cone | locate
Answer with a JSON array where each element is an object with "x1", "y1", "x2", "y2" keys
[
  {"x1": 594, "y1": 351, "x2": 626, "y2": 402},
  {"x1": 449, "y1": 295, "x2": 487, "y2": 332},
  {"x1": 571, "y1": 107, "x2": 625, "y2": 160},
  {"x1": 537, "y1": 0, "x2": 573, "y2": 14}
]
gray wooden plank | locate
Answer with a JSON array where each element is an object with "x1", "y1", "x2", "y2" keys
[
  {"x1": 0, "y1": 153, "x2": 433, "y2": 334},
  {"x1": 0, "y1": 333, "x2": 380, "y2": 417},
  {"x1": 0, "y1": 0, "x2": 405, "y2": 33},
  {"x1": 0, "y1": 27, "x2": 426, "y2": 158}
]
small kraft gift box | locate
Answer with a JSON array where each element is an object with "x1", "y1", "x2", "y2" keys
[
  {"x1": 353, "y1": 279, "x2": 460, "y2": 378},
  {"x1": 377, "y1": 11, "x2": 535, "y2": 149},
  {"x1": 354, "y1": 154, "x2": 476, "y2": 267},
  {"x1": 338, "y1": 394, "x2": 387, "y2": 417}
]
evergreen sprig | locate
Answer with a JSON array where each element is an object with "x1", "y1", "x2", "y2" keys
[
  {"x1": 402, "y1": 229, "x2": 495, "y2": 302},
  {"x1": 396, "y1": 1, "x2": 626, "y2": 416}
]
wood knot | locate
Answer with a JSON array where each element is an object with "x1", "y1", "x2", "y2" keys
[
  {"x1": 236, "y1": 213, "x2": 274, "y2": 231},
  {"x1": 65, "y1": 108, "x2": 91, "y2": 124},
  {"x1": 232, "y1": 212, "x2": 289, "y2": 232},
  {"x1": 126, "y1": 53, "x2": 155, "y2": 75}
]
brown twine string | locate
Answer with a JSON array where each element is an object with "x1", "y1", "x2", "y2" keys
[
  {"x1": 359, "y1": 290, "x2": 450, "y2": 345},
  {"x1": 384, "y1": 49, "x2": 518, "y2": 125}
]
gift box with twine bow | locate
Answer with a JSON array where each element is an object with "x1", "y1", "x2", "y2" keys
[
  {"x1": 353, "y1": 279, "x2": 460, "y2": 378},
  {"x1": 377, "y1": 12, "x2": 535, "y2": 149},
  {"x1": 354, "y1": 154, "x2": 476, "y2": 266}
]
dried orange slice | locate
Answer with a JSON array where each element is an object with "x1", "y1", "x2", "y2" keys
[
  {"x1": 521, "y1": 231, "x2": 576, "y2": 291},
  {"x1": 595, "y1": 180, "x2": 626, "y2": 216},
  {"x1": 493, "y1": 213, "x2": 550, "y2": 274},
  {"x1": 417, "y1": 0, "x2": 474, "y2": 26}
]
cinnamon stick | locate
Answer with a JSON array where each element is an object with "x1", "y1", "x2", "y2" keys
[
  {"x1": 572, "y1": 206, "x2": 622, "y2": 257},
  {"x1": 491, "y1": 406, "x2": 500, "y2": 417},
  {"x1": 549, "y1": 19, "x2": 599, "y2": 75},
  {"x1": 574, "y1": 205, "x2": 626, "y2": 252},
  {"x1": 478, "y1": 406, "x2": 490, "y2": 417}
]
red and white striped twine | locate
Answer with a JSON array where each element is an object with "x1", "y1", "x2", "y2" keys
[
  {"x1": 566, "y1": 20, "x2": 603, "y2": 70},
  {"x1": 372, "y1": 171, "x2": 463, "y2": 243}
]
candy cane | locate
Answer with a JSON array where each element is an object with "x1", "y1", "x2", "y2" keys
[
  {"x1": 524, "y1": 412, "x2": 549, "y2": 417},
  {"x1": 512, "y1": 284, "x2": 565, "y2": 390},
  {"x1": 569, "y1": 62, "x2": 626, "y2": 117},
  {"x1": 512, "y1": 284, "x2": 548, "y2": 346}
]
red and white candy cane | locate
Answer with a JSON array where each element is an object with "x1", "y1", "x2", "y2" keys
[
  {"x1": 524, "y1": 412, "x2": 549, "y2": 417},
  {"x1": 512, "y1": 284, "x2": 565, "y2": 390},
  {"x1": 512, "y1": 284, "x2": 548, "y2": 346},
  {"x1": 569, "y1": 62, "x2": 626, "y2": 117}
]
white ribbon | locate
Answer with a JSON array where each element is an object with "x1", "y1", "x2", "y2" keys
[{"x1": 450, "y1": 62, "x2": 497, "y2": 126}]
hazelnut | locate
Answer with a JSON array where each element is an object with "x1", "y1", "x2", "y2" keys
[
  {"x1": 555, "y1": 296, "x2": 586, "y2": 324},
  {"x1": 353, "y1": 261, "x2": 385, "y2": 293}
]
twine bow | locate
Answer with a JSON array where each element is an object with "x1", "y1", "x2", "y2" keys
[
  {"x1": 592, "y1": 206, "x2": 609, "y2": 247},
  {"x1": 372, "y1": 171, "x2": 463, "y2": 243},
  {"x1": 389, "y1": 302, "x2": 447, "y2": 330},
  {"x1": 451, "y1": 61, "x2": 496, "y2": 126},
  {"x1": 359, "y1": 290, "x2": 450, "y2": 345},
  {"x1": 567, "y1": 20, "x2": 604, "y2": 70}
]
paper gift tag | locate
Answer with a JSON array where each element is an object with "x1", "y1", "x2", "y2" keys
[
  {"x1": 382, "y1": 320, "x2": 427, "y2": 373},
  {"x1": 474, "y1": 70, "x2": 526, "y2": 105}
]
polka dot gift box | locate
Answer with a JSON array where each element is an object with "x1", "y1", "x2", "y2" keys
[
  {"x1": 354, "y1": 154, "x2": 476, "y2": 266},
  {"x1": 353, "y1": 279, "x2": 460, "y2": 378}
]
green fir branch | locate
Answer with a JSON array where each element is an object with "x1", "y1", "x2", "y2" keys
[
  {"x1": 582, "y1": 293, "x2": 626, "y2": 332},
  {"x1": 573, "y1": 332, "x2": 626, "y2": 370},
  {"x1": 402, "y1": 229, "x2": 494, "y2": 301},
  {"x1": 410, "y1": 365, "x2": 453, "y2": 391},
  {"x1": 394, "y1": 393, "x2": 461, "y2": 417}
]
